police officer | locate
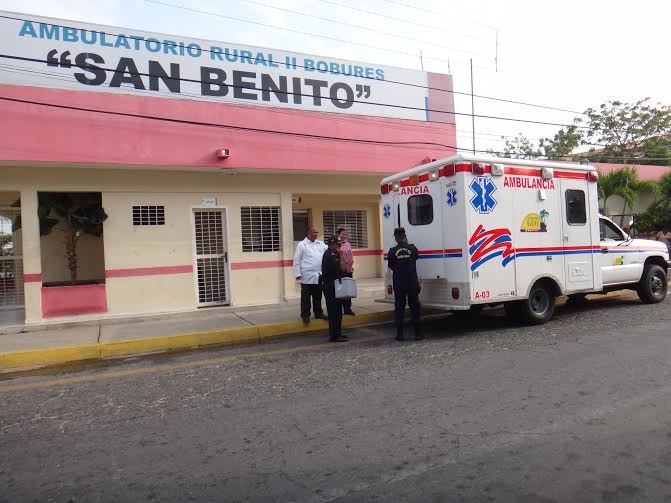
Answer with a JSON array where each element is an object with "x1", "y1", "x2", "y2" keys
[
  {"x1": 387, "y1": 227, "x2": 423, "y2": 341},
  {"x1": 321, "y1": 235, "x2": 347, "y2": 342}
]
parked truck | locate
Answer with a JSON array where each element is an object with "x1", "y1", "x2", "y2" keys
[{"x1": 380, "y1": 154, "x2": 669, "y2": 324}]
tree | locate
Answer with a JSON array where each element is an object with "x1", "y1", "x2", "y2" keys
[
  {"x1": 597, "y1": 167, "x2": 659, "y2": 225},
  {"x1": 502, "y1": 133, "x2": 539, "y2": 159},
  {"x1": 582, "y1": 98, "x2": 671, "y2": 164},
  {"x1": 640, "y1": 172, "x2": 671, "y2": 229},
  {"x1": 14, "y1": 193, "x2": 108, "y2": 285},
  {"x1": 538, "y1": 125, "x2": 583, "y2": 160}
]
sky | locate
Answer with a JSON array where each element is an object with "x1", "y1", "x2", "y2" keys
[{"x1": 3, "y1": 0, "x2": 670, "y2": 155}]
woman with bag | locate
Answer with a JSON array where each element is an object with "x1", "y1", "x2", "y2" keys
[
  {"x1": 321, "y1": 235, "x2": 347, "y2": 342},
  {"x1": 337, "y1": 227, "x2": 355, "y2": 316}
]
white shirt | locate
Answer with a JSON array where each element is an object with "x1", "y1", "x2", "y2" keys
[{"x1": 293, "y1": 237, "x2": 327, "y2": 284}]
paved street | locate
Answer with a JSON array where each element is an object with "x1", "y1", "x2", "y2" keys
[{"x1": 1, "y1": 293, "x2": 671, "y2": 502}]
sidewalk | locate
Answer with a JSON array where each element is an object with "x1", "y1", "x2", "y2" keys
[{"x1": 0, "y1": 292, "x2": 396, "y2": 373}]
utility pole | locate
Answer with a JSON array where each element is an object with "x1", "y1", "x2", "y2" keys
[{"x1": 470, "y1": 59, "x2": 475, "y2": 154}]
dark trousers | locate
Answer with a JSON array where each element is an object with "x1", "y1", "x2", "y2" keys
[
  {"x1": 323, "y1": 284, "x2": 343, "y2": 340},
  {"x1": 341, "y1": 272, "x2": 353, "y2": 313},
  {"x1": 394, "y1": 286, "x2": 421, "y2": 327},
  {"x1": 300, "y1": 283, "x2": 324, "y2": 319}
]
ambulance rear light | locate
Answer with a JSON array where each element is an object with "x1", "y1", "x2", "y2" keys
[
  {"x1": 408, "y1": 174, "x2": 419, "y2": 186},
  {"x1": 587, "y1": 171, "x2": 598, "y2": 183},
  {"x1": 472, "y1": 162, "x2": 486, "y2": 175},
  {"x1": 451, "y1": 287, "x2": 460, "y2": 299},
  {"x1": 380, "y1": 184, "x2": 390, "y2": 194},
  {"x1": 440, "y1": 164, "x2": 456, "y2": 177},
  {"x1": 393, "y1": 182, "x2": 400, "y2": 192},
  {"x1": 429, "y1": 170, "x2": 439, "y2": 181}
]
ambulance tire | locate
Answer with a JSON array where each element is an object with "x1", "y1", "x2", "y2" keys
[
  {"x1": 636, "y1": 264, "x2": 668, "y2": 304},
  {"x1": 518, "y1": 282, "x2": 556, "y2": 325}
]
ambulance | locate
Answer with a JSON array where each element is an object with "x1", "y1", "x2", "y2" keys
[{"x1": 380, "y1": 154, "x2": 670, "y2": 325}]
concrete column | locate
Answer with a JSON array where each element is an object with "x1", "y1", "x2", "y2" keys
[
  {"x1": 376, "y1": 200, "x2": 385, "y2": 277},
  {"x1": 280, "y1": 192, "x2": 298, "y2": 301},
  {"x1": 20, "y1": 190, "x2": 42, "y2": 324}
]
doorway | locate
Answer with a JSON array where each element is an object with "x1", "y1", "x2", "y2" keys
[{"x1": 192, "y1": 208, "x2": 230, "y2": 306}]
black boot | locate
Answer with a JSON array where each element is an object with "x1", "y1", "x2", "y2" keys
[
  {"x1": 413, "y1": 323, "x2": 424, "y2": 341},
  {"x1": 395, "y1": 325, "x2": 404, "y2": 341}
]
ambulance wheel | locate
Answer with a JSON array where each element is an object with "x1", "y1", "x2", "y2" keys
[
  {"x1": 636, "y1": 264, "x2": 667, "y2": 304},
  {"x1": 519, "y1": 282, "x2": 556, "y2": 325}
]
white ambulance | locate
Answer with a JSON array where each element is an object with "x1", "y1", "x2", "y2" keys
[{"x1": 380, "y1": 154, "x2": 670, "y2": 325}]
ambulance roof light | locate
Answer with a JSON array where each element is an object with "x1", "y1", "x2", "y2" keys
[
  {"x1": 472, "y1": 162, "x2": 486, "y2": 175},
  {"x1": 587, "y1": 171, "x2": 598, "y2": 183},
  {"x1": 541, "y1": 167, "x2": 554, "y2": 179},
  {"x1": 393, "y1": 182, "x2": 400, "y2": 191},
  {"x1": 429, "y1": 170, "x2": 439, "y2": 181}
]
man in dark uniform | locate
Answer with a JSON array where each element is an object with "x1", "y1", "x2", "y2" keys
[
  {"x1": 321, "y1": 235, "x2": 347, "y2": 342},
  {"x1": 387, "y1": 227, "x2": 423, "y2": 341}
]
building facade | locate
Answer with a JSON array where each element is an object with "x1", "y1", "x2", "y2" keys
[{"x1": 0, "y1": 11, "x2": 456, "y2": 325}]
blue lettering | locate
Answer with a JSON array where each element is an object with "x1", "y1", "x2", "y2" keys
[
  {"x1": 375, "y1": 69, "x2": 385, "y2": 80},
  {"x1": 145, "y1": 38, "x2": 161, "y2": 52},
  {"x1": 39, "y1": 24, "x2": 59, "y2": 40},
  {"x1": 316, "y1": 61, "x2": 328, "y2": 73},
  {"x1": 163, "y1": 40, "x2": 178, "y2": 55},
  {"x1": 63, "y1": 27, "x2": 78, "y2": 42},
  {"x1": 130, "y1": 36, "x2": 144, "y2": 50},
  {"x1": 187, "y1": 43, "x2": 201, "y2": 57},
  {"x1": 254, "y1": 52, "x2": 267, "y2": 66},
  {"x1": 365, "y1": 67, "x2": 374, "y2": 78},
  {"x1": 240, "y1": 50, "x2": 253, "y2": 64},
  {"x1": 329, "y1": 62, "x2": 340, "y2": 75},
  {"x1": 100, "y1": 32, "x2": 114, "y2": 47},
  {"x1": 342, "y1": 64, "x2": 353, "y2": 77},
  {"x1": 353, "y1": 66, "x2": 364, "y2": 77},
  {"x1": 210, "y1": 46, "x2": 224, "y2": 60},
  {"x1": 81, "y1": 29, "x2": 97, "y2": 45},
  {"x1": 304, "y1": 59, "x2": 315, "y2": 71},
  {"x1": 18, "y1": 21, "x2": 37, "y2": 38},
  {"x1": 224, "y1": 48, "x2": 238, "y2": 63},
  {"x1": 115, "y1": 34, "x2": 131, "y2": 49},
  {"x1": 268, "y1": 54, "x2": 279, "y2": 68}
]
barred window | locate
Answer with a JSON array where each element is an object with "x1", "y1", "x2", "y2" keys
[
  {"x1": 241, "y1": 206, "x2": 281, "y2": 252},
  {"x1": 323, "y1": 210, "x2": 368, "y2": 249},
  {"x1": 132, "y1": 205, "x2": 165, "y2": 226}
]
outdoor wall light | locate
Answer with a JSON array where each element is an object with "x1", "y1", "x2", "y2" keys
[{"x1": 216, "y1": 148, "x2": 230, "y2": 159}]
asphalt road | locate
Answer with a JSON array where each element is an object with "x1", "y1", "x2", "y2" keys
[{"x1": 1, "y1": 293, "x2": 671, "y2": 502}]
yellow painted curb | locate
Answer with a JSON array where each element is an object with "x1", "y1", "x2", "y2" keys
[
  {"x1": 100, "y1": 326, "x2": 260, "y2": 359},
  {"x1": 0, "y1": 344, "x2": 101, "y2": 371},
  {"x1": 0, "y1": 309, "x2": 399, "y2": 371}
]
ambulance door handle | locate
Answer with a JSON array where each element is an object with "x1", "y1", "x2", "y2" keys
[
  {"x1": 601, "y1": 248, "x2": 609, "y2": 254},
  {"x1": 563, "y1": 234, "x2": 569, "y2": 241}
]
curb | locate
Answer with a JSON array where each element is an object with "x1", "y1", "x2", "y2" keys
[{"x1": 0, "y1": 310, "x2": 395, "y2": 372}]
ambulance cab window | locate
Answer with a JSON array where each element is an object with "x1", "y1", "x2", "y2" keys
[
  {"x1": 600, "y1": 219, "x2": 624, "y2": 242},
  {"x1": 408, "y1": 195, "x2": 433, "y2": 225},
  {"x1": 565, "y1": 189, "x2": 586, "y2": 225}
]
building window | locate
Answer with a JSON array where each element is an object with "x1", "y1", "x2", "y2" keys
[
  {"x1": 565, "y1": 190, "x2": 586, "y2": 225},
  {"x1": 408, "y1": 195, "x2": 433, "y2": 225},
  {"x1": 323, "y1": 210, "x2": 368, "y2": 249},
  {"x1": 132, "y1": 205, "x2": 165, "y2": 226},
  {"x1": 241, "y1": 206, "x2": 281, "y2": 252}
]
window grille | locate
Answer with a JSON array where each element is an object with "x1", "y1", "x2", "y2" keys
[
  {"x1": 241, "y1": 206, "x2": 281, "y2": 252},
  {"x1": 323, "y1": 210, "x2": 368, "y2": 249},
  {"x1": 132, "y1": 205, "x2": 165, "y2": 226}
]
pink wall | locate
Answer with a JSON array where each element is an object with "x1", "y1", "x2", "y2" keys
[
  {"x1": 593, "y1": 162, "x2": 671, "y2": 182},
  {"x1": 0, "y1": 83, "x2": 456, "y2": 173}
]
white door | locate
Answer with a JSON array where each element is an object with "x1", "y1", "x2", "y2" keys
[
  {"x1": 599, "y1": 217, "x2": 642, "y2": 285},
  {"x1": 193, "y1": 209, "x2": 230, "y2": 306},
  {"x1": 560, "y1": 180, "x2": 594, "y2": 291}
]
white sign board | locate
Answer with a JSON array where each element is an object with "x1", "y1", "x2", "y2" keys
[
  {"x1": 201, "y1": 197, "x2": 217, "y2": 208},
  {"x1": 0, "y1": 11, "x2": 433, "y2": 121}
]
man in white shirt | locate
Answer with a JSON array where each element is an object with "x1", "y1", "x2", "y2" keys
[{"x1": 293, "y1": 226, "x2": 328, "y2": 323}]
